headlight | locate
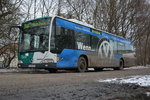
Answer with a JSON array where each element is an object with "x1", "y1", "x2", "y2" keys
[
  {"x1": 56, "y1": 56, "x2": 60, "y2": 61},
  {"x1": 42, "y1": 59, "x2": 54, "y2": 63},
  {"x1": 18, "y1": 60, "x2": 23, "y2": 63}
]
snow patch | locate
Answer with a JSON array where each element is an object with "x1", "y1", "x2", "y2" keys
[
  {"x1": 0, "y1": 69, "x2": 19, "y2": 73},
  {"x1": 89, "y1": 66, "x2": 149, "y2": 71},
  {"x1": 98, "y1": 75, "x2": 150, "y2": 87},
  {"x1": 88, "y1": 68, "x2": 94, "y2": 71},
  {"x1": 146, "y1": 92, "x2": 150, "y2": 96},
  {"x1": 124, "y1": 66, "x2": 149, "y2": 70}
]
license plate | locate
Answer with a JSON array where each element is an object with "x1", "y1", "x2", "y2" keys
[{"x1": 28, "y1": 65, "x2": 36, "y2": 67}]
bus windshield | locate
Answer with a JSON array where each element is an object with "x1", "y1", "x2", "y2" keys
[{"x1": 19, "y1": 17, "x2": 51, "y2": 53}]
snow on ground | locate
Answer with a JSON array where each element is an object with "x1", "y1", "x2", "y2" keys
[
  {"x1": 0, "y1": 66, "x2": 149, "y2": 73},
  {"x1": 146, "y1": 92, "x2": 150, "y2": 96},
  {"x1": 89, "y1": 66, "x2": 149, "y2": 71},
  {"x1": 124, "y1": 66, "x2": 149, "y2": 70},
  {"x1": 98, "y1": 75, "x2": 150, "y2": 87},
  {"x1": 0, "y1": 69, "x2": 19, "y2": 73}
]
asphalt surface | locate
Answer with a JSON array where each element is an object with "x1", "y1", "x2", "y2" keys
[{"x1": 0, "y1": 68, "x2": 150, "y2": 100}]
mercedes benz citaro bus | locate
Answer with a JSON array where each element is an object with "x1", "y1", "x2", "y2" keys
[{"x1": 17, "y1": 16, "x2": 135, "y2": 72}]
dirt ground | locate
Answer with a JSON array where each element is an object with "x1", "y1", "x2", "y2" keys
[{"x1": 0, "y1": 68, "x2": 150, "y2": 100}]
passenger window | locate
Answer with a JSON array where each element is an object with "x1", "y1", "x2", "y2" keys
[
  {"x1": 56, "y1": 26, "x2": 61, "y2": 35},
  {"x1": 91, "y1": 36, "x2": 99, "y2": 51},
  {"x1": 125, "y1": 44, "x2": 134, "y2": 53},
  {"x1": 55, "y1": 26, "x2": 75, "y2": 53},
  {"x1": 75, "y1": 31, "x2": 91, "y2": 50},
  {"x1": 117, "y1": 42, "x2": 125, "y2": 54},
  {"x1": 112, "y1": 41, "x2": 117, "y2": 54}
]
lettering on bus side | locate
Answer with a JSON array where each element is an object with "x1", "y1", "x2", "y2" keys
[{"x1": 77, "y1": 42, "x2": 92, "y2": 51}]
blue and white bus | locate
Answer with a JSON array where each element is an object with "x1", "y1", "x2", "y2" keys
[{"x1": 17, "y1": 16, "x2": 135, "y2": 72}]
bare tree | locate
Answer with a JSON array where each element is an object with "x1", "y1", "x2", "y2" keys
[
  {"x1": 132, "y1": 0, "x2": 150, "y2": 65},
  {"x1": 0, "y1": 0, "x2": 22, "y2": 68}
]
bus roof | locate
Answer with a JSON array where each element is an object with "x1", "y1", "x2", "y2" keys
[
  {"x1": 54, "y1": 16, "x2": 132, "y2": 44},
  {"x1": 54, "y1": 16, "x2": 130, "y2": 42},
  {"x1": 22, "y1": 15, "x2": 132, "y2": 44}
]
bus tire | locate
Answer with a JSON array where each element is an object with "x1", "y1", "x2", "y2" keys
[
  {"x1": 48, "y1": 69, "x2": 57, "y2": 73},
  {"x1": 94, "y1": 68, "x2": 103, "y2": 71},
  {"x1": 77, "y1": 57, "x2": 87, "y2": 72},
  {"x1": 114, "y1": 59, "x2": 124, "y2": 70}
]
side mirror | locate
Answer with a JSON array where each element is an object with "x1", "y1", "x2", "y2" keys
[
  {"x1": 8, "y1": 26, "x2": 22, "y2": 42},
  {"x1": 8, "y1": 26, "x2": 21, "y2": 36}
]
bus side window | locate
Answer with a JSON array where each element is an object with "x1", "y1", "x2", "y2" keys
[
  {"x1": 117, "y1": 42, "x2": 125, "y2": 54},
  {"x1": 66, "y1": 29, "x2": 75, "y2": 49},
  {"x1": 113, "y1": 41, "x2": 117, "y2": 54},
  {"x1": 125, "y1": 44, "x2": 134, "y2": 53},
  {"x1": 55, "y1": 26, "x2": 75, "y2": 51},
  {"x1": 125, "y1": 44, "x2": 129, "y2": 53},
  {"x1": 55, "y1": 26, "x2": 67, "y2": 52},
  {"x1": 91, "y1": 35, "x2": 99, "y2": 51},
  {"x1": 56, "y1": 26, "x2": 61, "y2": 35},
  {"x1": 75, "y1": 31, "x2": 91, "y2": 50}
]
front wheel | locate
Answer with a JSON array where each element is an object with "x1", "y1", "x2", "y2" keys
[{"x1": 77, "y1": 57, "x2": 87, "y2": 72}]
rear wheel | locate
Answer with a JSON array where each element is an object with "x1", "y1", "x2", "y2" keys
[
  {"x1": 114, "y1": 59, "x2": 124, "y2": 70},
  {"x1": 77, "y1": 57, "x2": 87, "y2": 72}
]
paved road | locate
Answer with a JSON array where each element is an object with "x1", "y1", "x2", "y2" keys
[{"x1": 0, "y1": 68, "x2": 150, "y2": 100}]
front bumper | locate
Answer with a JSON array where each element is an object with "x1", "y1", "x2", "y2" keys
[{"x1": 18, "y1": 63, "x2": 56, "y2": 69}]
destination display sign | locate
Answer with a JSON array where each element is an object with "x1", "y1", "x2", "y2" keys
[{"x1": 22, "y1": 18, "x2": 50, "y2": 29}]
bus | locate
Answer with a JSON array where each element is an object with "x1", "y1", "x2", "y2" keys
[{"x1": 17, "y1": 16, "x2": 135, "y2": 72}]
